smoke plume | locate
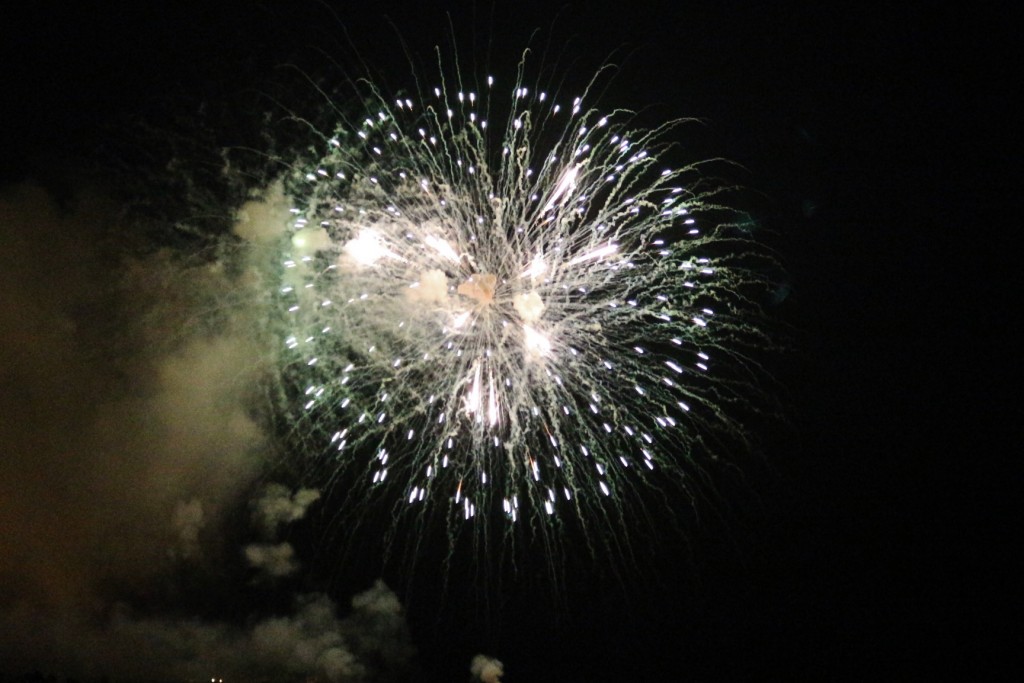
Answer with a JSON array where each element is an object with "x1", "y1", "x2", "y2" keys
[{"x1": 0, "y1": 182, "x2": 415, "y2": 681}]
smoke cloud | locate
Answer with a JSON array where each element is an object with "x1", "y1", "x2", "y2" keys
[
  {"x1": 251, "y1": 482, "x2": 322, "y2": 537},
  {"x1": 1, "y1": 182, "x2": 267, "y2": 608},
  {"x1": 243, "y1": 483, "x2": 321, "y2": 580},
  {"x1": 245, "y1": 542, "x2": 301, "y2": 577},
  {"x1": 470, "y1": 654, "x2": 505, "y2": 683},
  {"x1": 0, "y1": 182, "x2": 416, "y2": 680},
  {"x1": 0, "y1": 583, "x2": 413, "y2": 682}
]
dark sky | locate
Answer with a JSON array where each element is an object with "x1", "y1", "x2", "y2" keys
[{"x1": 1, "y1": 2, "x2": 1017, "y2": 681}]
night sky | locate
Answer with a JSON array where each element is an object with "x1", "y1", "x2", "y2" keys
[{"x1": 1, "y1": 2, "x2": 1016, "y2": 681}]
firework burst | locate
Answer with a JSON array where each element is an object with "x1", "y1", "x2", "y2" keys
[{"x1": 272, "y1": 59, "x2": 771, "y2": 556}]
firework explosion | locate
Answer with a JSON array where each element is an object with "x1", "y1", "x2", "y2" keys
[{"x1": 272, "y1": 61, "x2": 769, "y2": 553}]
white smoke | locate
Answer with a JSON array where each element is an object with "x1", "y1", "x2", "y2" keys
[
  {"x1": 244, "y1": 483, "x2": 321, "y2": 579},
  {"x1": 245, "y1": 542, "x2": 300, "y2": 577},
  {"x1": 0, "y1": 182, "x2": 416, "y2": 681},
  {"x1": 471, "y1": 654, "x2": 505, "y2": 683},
  {"x1": 0, "y1": 583, "x2": 413, "y2": 682},
  {"x1": 0, "y1": 182, "x2": 269, "y2": 606},
  {"x1": 233, "y1": 179, "x2": 293, "y2": 244},
  {"x1": 251, "y1": 482, "x2": 322, "y2": 537}
]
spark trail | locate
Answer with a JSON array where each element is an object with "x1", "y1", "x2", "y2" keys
[{"x1": 272, "y1": 59, "x2": 771, "y2": 556}]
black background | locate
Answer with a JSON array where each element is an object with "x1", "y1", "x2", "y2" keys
[{"x1": 1, "y1": 1, "x2": 1017, "y2": 681}]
